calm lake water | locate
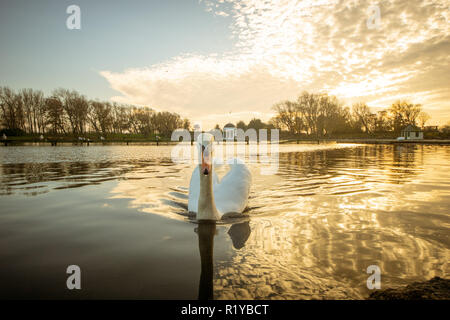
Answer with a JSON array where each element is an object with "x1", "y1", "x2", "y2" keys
[{"x1": 0, "y1": 143, "x2": 449, "y2": 299}]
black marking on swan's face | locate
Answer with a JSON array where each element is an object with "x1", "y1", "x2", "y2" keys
[{"x1": 201, "y1": 142, "x2": 212, "y2": 176}]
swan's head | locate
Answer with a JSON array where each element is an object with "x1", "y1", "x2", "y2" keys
[{"x1": 197, "y1": 133, "x2": 214, "y2": 176}]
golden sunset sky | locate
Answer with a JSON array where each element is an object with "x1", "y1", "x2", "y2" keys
[
  {"x1": 1, "y1": 0, "x2": 449, "y2": 129},
  {"x1": 102, "y1": 0, "x2": 450, "y2": 129}
]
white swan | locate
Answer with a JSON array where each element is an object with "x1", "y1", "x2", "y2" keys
[{"x1": 188, "y1": 133, "x2": 252, "y2": 221}]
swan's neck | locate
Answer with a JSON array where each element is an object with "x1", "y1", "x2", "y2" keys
[{"x1": 197, "y1": 165, "x2": 220, "y2": 221}]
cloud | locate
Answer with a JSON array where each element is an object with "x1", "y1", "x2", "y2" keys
[
  {"x1": 100, "y1": 54, "x2": 301, "y2": 123},
  {"x1": 101, "y1": 0, "x2": 450, "y2": 127}
]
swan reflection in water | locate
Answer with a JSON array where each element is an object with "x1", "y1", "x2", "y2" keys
[{"x1": 196, "y1": 220, "x2": 251, "y2": 300}]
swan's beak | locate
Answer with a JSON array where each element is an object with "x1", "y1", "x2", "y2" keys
[{"x1": 201, "y1": 148, "x2": 212, "y2": 176}]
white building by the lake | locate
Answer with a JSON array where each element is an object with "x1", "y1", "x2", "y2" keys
[
  {"x1": 223, "y1": 123, "x2": 236, "y2": 141},
  {"x1": 401, "y1": 124, "x2": 424, "y2": 140}
]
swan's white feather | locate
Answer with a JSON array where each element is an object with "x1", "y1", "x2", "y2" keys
[
  {"x1": 188, "y1": 158, "x2": 252, "y2": 218},
  {"x1": 214, "y1": 159, "x2": 251, "y2": 215}
]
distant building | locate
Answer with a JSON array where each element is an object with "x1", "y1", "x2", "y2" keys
[
  {"x1": 401, "y1": 124, "x2": 423, "y2": 140},
  {"x1": 223, "y1": 123, "x2": 236, "y2": 141}
]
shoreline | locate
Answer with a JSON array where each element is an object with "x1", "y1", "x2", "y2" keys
[
  {"x1": 1, "y1": 138, "x2": 450, "y2": 146},
  {"x1": 278, "y1": 139, "x2": 450, "y2": 145},
  {"x1": 335, "y1": 138, "x2": 450, "y2": 145}
]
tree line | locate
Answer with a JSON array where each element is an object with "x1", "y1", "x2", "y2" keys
[
  {"x1": 0, "y1": 87, "x2": 190, "y2": 138},
  {"x1": 269, "y1": 91, "x2": 435, "y2": 137},
  {"x1": 2, "y1": 86, "x2": 448, "y2": 140}
]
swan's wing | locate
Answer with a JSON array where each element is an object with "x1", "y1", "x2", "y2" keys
[
  {"x1": 188, "y1": 166, "x2": 219, "y2": 213},
  {"x1": 214, "y1": 159, "x2": 252, "y2": 214},
  {"x1": 188, "y1": 166, "x2": 200, "y2": 213}
]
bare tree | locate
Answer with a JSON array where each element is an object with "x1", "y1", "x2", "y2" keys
[
  {"x1": 298, "y1": 92, "x2": 321, "y2": 136},
  {"x1": 236, "y1": 121, "x2": 246, "y2": 131},
  {"x1": 20, "y1": 88, "x2": 34, "y2": 133},
  {"x1": 272, "y1": 100, "x2": 302, "y2": 134},
  {"x1": 18, "y1": 88, "x2": 46, "y2": 134},
  {"x1": 317, "y1": 94, "x2": 346, "y2": 136},
  {"x1": 45, "y1": 97, "x2": 66, "y2": 135},
  {"x1": 418, "y1": 112, "x2": 430, "y2": 128},
  {"x1": 88, "y1": 101, "x2": 113, "y2": 135},
  {"x1": 0, "y1": 86, "x2": 196, "y2": 138},
  {"x1": 389, "y1": 100, "x2": 422, "y2": 132},
  {"x1": 52, "y1": 88, "x2": 89, "y2": 136},
  {"x1": 153, "y1": 111, "x2": 182, "y2": 137},
  {"x1": 352, "y1": 102, "x2": 374, "y2": 134},
  {"x1": 374, "y1": 110, "x2": 390, "y2": 132},
  {"x1": 0, "y1": 87, "x2": 25, "y2": 131},
  {"x1": 112, "y1": 103, "x2": 131, "y2": 134}
]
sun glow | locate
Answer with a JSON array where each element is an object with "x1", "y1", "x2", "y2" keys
[{"x1": 101, "y1": 0, "x2": 450, "y2": 127}]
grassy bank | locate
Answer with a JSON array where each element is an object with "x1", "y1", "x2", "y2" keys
[{"x1": 2, "y1": 134, "x2": 450, "y2": 146}]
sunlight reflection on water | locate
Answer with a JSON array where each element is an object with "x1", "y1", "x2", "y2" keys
[{"x1": 0, "y1": 143, "x2": 449, "y2": 299}]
